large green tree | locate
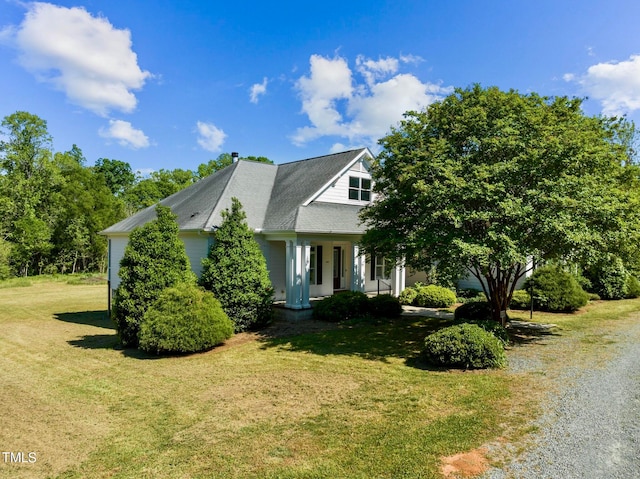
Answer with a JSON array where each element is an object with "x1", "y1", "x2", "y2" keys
[
  {"x1": 123, "y1": 168, "x2": 197, "y2": 213},
  {"x1": 113, "y1": 205, "x2": 192, "y2": 346},
  {"x1": 360, "y1": 85, "x2": 640, "y2": 325},
  {"x1": 200, "y1": 197, "x2": 273, "y2": 332},
  {"x1": 0, "y1": 111, "x2": 60, "y2": 275},
  {"x1": 53, "y1": 147, "x2": 126, "y2": 273},
  {"x1": 94, "y1": 158, "x2": 136, "y2": 197}
]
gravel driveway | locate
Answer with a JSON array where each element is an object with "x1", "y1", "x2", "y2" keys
[{"x1": 481, "y1": 318, "x2": 640, "y2": 479}]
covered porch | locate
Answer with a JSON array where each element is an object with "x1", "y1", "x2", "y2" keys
[{"x1": 261, "y1": 234, "x2": 405, "y2": 310}]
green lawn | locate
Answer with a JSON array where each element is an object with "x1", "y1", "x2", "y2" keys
[{"x1": 1, "y1": 279, "x2": 637, "y2": 479}]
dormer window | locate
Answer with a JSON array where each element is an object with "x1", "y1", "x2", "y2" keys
[{"x1": 348, "y1": 176, "x2": 371, "y2": 201}]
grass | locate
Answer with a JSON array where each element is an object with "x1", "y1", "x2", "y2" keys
[{"x1": 1, "y1": 281, "x2": 638, "y2": 479}]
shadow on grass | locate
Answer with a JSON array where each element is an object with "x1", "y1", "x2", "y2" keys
[
  {"x1": 55, "y1": 310, "x2": 165, "y2": 360},
  {"x1": 507, "y1": 325, "x2": 562, "y2": 347},
  {"x1": 66, "y1": 333, "x2": 167, "y2": 360},
  {"x1": 258, "y1": 315, "x2": 453, "y2": 368},
  {"x1": 54, "y1": 310, "x2": 115, "y2": 330}
]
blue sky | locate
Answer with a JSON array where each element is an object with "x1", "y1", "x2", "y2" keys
[{"x1": 1, "y1": 0, "x2": 640, "y2": 174}]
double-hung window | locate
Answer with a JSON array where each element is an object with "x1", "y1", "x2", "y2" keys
[
  {"x1": 348, "y1": 177, "x2": 371, "y2": 201},
  {"x1": 309, "y1": 245, "x2": 323, "y2": 285},
  {"x1": 370, "y1": 255, "x2": 391, "y2": 280}
]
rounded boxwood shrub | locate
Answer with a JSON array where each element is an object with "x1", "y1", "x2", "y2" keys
[
  {"x1": 525, "y1": 265, "x2": 589, "y2": 312},
  {"x1": 454, "y1": 300, "x2": 492, "y2": 322},
  {"x1": 312, "y1": 291, "x2": 369, "y2": 322},
  {"x1": 584, "y1": 256, "x2": 628, "y2": 300},
  {"x1": 368, "y1": 294, "x2": 403, "y2": 317},
  {"x1": 422, "y1": 323, "x2": 506, "y2": 369},
  {"x1": 460, "y1": 319, "x2": 509, "y2": 345},
  {"x1": 398, "y1": 286, "x2": 418, "y2": 305},
  {"x1": 509, "y1": 290, "x2": 531, "y2": 310},
  {"x1": 414, "y1": 285, "x2": 457, "y2": 308},
  {"x1": 138, "y1": 283, "x2": 234, "y2": 355},
  {"x1": 625, "y1": 276, "x2": 640, "y2": 299}
]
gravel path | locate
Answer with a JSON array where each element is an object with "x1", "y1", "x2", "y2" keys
[{"x1": 481, "y1": 319, "x2": 640, "y2": 479}]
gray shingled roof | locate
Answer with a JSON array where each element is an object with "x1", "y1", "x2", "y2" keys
[{"x1": 102, "y1": 149, "x2": 370, "y2": 235}]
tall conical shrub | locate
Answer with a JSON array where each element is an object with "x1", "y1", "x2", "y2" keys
[
  {"x1": 113, "y1": 204, "x2": 192, "y2": 346},
  {"x1": 200, "y1": 197, "x2": 273, "y2": 332}
]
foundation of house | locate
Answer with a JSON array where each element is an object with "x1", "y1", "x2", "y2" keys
[{"x1": 272, "y1": 305, "x2": 314, "y2": 321}]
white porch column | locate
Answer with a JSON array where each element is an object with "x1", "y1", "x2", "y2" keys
[
  {"x1": 351, "y1": 243, "x2": 366, "y2": 292},
  {"x1": 390, "y1": 257, "x2": 406, "y2": 297},
  {"x1": 285, "y1": 239, "x2": 300, "y2": 308},
  {"x1": 285, "y1": 238, "x2": 311, "y2": 309}
]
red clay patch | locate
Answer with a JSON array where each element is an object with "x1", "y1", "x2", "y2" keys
[{"x1": 440, "y1": 447, "x2": 489, "y2": 478}]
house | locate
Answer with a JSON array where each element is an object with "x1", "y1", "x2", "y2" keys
[{"x1": 103, "y1": 148, "x2": 422, "y2": 309}]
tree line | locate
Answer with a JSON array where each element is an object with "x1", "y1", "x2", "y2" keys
[{"x1": 0, "y1": 111, "x2": 271, "y2": 278}]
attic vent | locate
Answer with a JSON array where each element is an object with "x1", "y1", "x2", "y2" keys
[{"x1": 190, "y1": 211, "x2": 200, "y2": 218}]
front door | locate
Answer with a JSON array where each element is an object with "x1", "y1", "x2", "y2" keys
[{"x1": 333, "y1": 246, "x2": 342, "y2": 289}]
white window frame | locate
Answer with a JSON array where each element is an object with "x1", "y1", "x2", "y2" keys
[
  {"x1": 309, "y1": 245, "x2": 317, "y2": 285},
  {"x1": 348, "y1": 176, "x2": 372, "y2": 202}
]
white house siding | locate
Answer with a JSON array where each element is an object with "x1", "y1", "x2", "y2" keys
[
  {"x1": 457, "y1": 268, "x2": 530, "y2": 293},
  {"x1": 266, "y1": 240, "x2": 287, "y2": 301},
  {"x1": 107, "y1": 236, "x2": 128, "y2": 290},
  {"x1": 181, "y1": 233, "x2": 210, "y2": 279},
  {"x1": 364, "y1": 268, "x2": 394, "y2": 294},
  {"x1": 314, "y1": 165, "x2": 374, "y2": 205},
  {"x1": 108, "y1": 233, "x2": 209, "y2": 291}
]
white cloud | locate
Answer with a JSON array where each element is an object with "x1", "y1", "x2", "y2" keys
[
  {"x1": 566, "y1": 54, "x2": 640, "y2": 116},
  {"x1": 5, "y1": 2, "x2": 150, "y2": 116},
  {"x1": 399, "y1": 54, "x2": 425, "y2": 65},
  {"x1": 250, "y1": 77, "x2": 268, "y2": 103},
  {"x1": 356, "y1": 55, "x2": 399, "y2": 86},
  {"x1": 99, "y1": 120, "x2": 150, "y2": 149},
  {"x1": 292, "y1": 53, "x2": 451, "y2": 147},
  {"x1": 196, "y1": 121, "x2": 226, "y2": 152},
  {"x1": 295, "y1": 54, "x2": 353, "y2": 140}
]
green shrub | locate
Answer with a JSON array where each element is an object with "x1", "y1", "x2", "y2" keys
[
  {"x1": 113, "y1": 205, "x2": 193, "y2": 347},
  {"x1": 456, "y1": 288, "x2": 482, "y2": 300},
  {"x1": 312, "y1": 291, "x2": 369, "y2": 322},
  {"x1": 461, "y1": 319, "x2": 509, "y2": 345},
  {"x1": 509, "y1": 290, "x2": 531, "y2": 310},
  {"x1": 422, "y1": 324, "x2": 506, "y2": 369},
  {"x1": 459, "y1": 292, "x2": 489, "y2": 304},
  {"x1": 584, "y1": 256, "x2": 628, "y2": 300},
  {"x1": 455, "y1": 288, "x2": 484, "y2": 303},
  {"x1": 200, "y1": 198, "x2": 273, "y2": 332},
  {"x1": 138, "y1": 283, "x2": 234, "y2": 355},
  {"x1": 625, "y1": 276, "x2": 640, "y2": 299},
  {"x1": 588, "y1": 292, "x2": 601, "y2": 301},
  {"x1": 414, "y1": 284, "x2": 457, "y2": 308},
  {"x1": 398, "y1": 286, "x2": 418, "y2": 305},
  {"x1": 368, "y1": 294, "x2": 403, "y2": 317},
  {"x1": 454, "y1": 301, "x2": 492, "y2": 322},
  {"x1": 525, "y1": 265, "x2": 589, "y2": 312}
]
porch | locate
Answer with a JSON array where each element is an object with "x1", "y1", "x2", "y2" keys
[{"x1": 262, "y1": 236, "x2": 405, "y2": 310}]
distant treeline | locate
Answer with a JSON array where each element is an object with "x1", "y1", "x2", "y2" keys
[{"x1": 0, "y1": 111, "x2": 271, "y2": 278}]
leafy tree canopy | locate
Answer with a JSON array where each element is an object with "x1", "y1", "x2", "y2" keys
[
  {"x1": 360, "y1": 84, "x2": 640, "y2": 324},
  {"x1": 94, "y1": 158, "x2": 136, "y2": 196}
]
